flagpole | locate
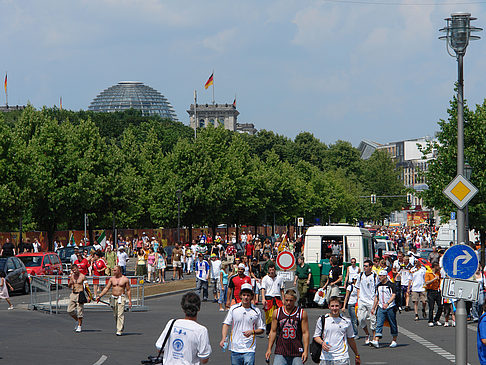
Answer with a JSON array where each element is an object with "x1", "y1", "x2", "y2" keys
[
  {"x1": 194, "y1": 89, "x2": 197, "y2": 139},
  {"x1": 212, "y1": 70, "x2": 215, "y2": 105}
]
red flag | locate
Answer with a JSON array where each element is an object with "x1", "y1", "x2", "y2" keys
[
  {"x1": 233, "y1": 97, "x2": 236, "y2": 107},
  {"x1": 4, "y1": 73, "x2": 6, "y2": 94}
]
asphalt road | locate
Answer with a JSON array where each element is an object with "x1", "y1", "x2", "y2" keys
[{"x1": 0, "y1": 290, "x2": 482, "y2": 365}]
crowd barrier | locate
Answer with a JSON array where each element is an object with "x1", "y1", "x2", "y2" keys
[{"x1": 29, "y1": 275, "x2": 148, "y2": 313}]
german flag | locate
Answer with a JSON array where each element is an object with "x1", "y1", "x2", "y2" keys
[
  {"x1": 204, "y1": 73, "x2": 213, "y2": 89},
  {"x1": 4, "y1": 73, "x2": 6, "y2": 94}
]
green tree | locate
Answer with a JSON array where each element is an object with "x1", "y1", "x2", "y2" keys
[{"x1": 421, "y1": 97, "x2": 486, "y2": 247}]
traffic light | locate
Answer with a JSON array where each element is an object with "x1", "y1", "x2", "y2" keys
[{"x1": 371, "y1": 194, "x2": 376, "y2": 204}]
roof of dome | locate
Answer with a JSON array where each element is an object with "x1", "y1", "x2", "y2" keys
[{"x1": 88, "y1": 81, "x2": 178, "y2": 120}]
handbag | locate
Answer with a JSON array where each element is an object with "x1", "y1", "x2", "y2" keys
[
  {"x1": 78, "y1": 290, "x2": 88, "y2": 304},
  {"x1": 144, "y1": 319, "x2": 177, "y2": 364},
  {"x1": 310, "y1": 315, "x2": 326, "y2": 363}
]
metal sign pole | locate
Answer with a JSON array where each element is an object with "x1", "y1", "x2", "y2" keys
[{"x1": 456, "y1": 298, "x2": 467, "y2": 364}]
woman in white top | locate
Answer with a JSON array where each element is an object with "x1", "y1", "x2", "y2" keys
[
  {"x1": 342, "y1": 276, "x2": 359, "y2": 337},
  {"x1": 0, "y1": 272, "x2": 14, "y2": 309},
  {"x1": 156, "y1": 292, "x2": 211, "y2": 365},
  {"x1": 345, "y1": 258, "x2": 361, "y2": 285}
]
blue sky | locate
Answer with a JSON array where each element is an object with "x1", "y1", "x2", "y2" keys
[{"x1": 2, "y1": 0, "x2": 486, "y2": 146}]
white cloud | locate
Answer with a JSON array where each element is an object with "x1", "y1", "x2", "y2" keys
[
  {"x1": 291, "y1": 5, "x2": 341, "y2": 48},
  {"x1": 202, "y1": 28, "x2": 238, "y2": 53}
]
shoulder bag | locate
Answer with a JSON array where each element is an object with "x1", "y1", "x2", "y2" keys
[{"x1": 310, "y1": 315, "x2": 326, "y2": 363}]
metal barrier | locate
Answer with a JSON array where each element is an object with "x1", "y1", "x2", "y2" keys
[{"x1": 29, "y1": 275, "x2": 148, "y2": 313}]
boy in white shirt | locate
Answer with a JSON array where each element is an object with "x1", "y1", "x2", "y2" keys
[{"x1": 221, "y1": 283, "x2": 265, "y2": 365}]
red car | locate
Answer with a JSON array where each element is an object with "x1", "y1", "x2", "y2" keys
[{"x1": 16, "y1": 252, "x2": 63, "y2": 276}]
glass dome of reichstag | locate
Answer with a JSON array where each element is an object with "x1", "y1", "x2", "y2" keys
[{"x1": 88, "y1": 81, "x2": 178, "y2": 120}]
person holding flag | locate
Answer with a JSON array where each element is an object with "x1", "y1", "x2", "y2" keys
[{"x1": 261, "y1": 263, "x2": 285, "y2": 336}]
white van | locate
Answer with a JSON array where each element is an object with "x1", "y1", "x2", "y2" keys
[{"x1": 303, "y1": 225, "x2": 374, "y2": 289}]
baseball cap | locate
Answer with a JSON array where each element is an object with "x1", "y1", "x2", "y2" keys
[
  {"x1": 238, "y1": 263, "x2": 246, "y2": 269},
  {"x1": 240, "y1": 283, "x2": 253, "y2": 294},
  {"x1": 378, "y1": 270, "x2": 388, "y2": 276}
]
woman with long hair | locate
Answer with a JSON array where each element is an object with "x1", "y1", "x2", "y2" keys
[{"x1": 156, "y1": 247, "x2": 167, "y2": 283}]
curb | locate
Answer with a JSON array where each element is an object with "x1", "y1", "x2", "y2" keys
[{"x1": 145, "y1": 287, "x2": 196, "y2": 300}]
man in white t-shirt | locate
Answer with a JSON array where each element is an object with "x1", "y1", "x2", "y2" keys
[
  {"x1": 156, "y1": 292, "x2": 211, "y2": 365},
  {"x1": 221, "y1": 283, "x2": 265, "y2": 365},
  {"x1": 408, "y1": 260, "x2": 427, "y2": 321},
  {"x1": 117, "y1": 247, "x2": 129, "y2": 275},
  {"x1": 356, "y1": 259, "x2": 378, "y2": 345},
  {"x1": 313, "y1": 296, "x2": 361, "y2": 365},
  {"x1": 261, "y1": 263, "x2": 285, "y2": 335},
  {"x1": 210, "y1": 254, "x2": 222, "y2": 303}
]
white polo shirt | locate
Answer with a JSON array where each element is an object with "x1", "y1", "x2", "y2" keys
[
  {"x1": 313, "y1": 314, "x2": 354, "y2": 361},
  {"x1": 223, "y1": 303, "x2": 265, "y2": 353},
  {"x1": 261, "y1": 274, "x2": 284, "y2": 298}
]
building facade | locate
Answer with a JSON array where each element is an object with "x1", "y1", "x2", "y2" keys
[{"x1": 187, "y1": 103, "x2": 239, "y2": 131}]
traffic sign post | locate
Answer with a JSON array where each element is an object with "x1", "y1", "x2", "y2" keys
[
  {"x1": 276, "y1": 251, "x2": 295, "y2": 271},
  {"x1": 442, "y1": 244, "x2": 478, "y2": 279},
  {"x1": 443, "y1": 174, "x2": 478, "y2": 210},
  {"x1": 441, "y1": 278, "x2": 480, "y2": 302},
  {"x1": 442, "y1": 244, "x2": 478, "y2": 365}
]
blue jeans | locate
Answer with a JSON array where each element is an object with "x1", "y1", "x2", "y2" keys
[
  {"x1": 375, "y1": 306, "x2": 398, "y2": 337},
  {"x1": 219, "y1": 284, "x2": 228, "y2": 304},
  {"x1": 231, "y1": 351, "x2": 255, "y2": 365},
  {"x1": 347, "y1": 304, "x2": 358, "y2": 336},
  {"x1": 273, "y1": 354, "x2": 304, "y2": 365}
]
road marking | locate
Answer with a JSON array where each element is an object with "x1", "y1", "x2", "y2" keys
[
  {"x1": 399, "y1": 326, "x2": 471, "y2": 364},
  {"x1": 93, "y1": 355, "x2": 107, "y2": 365}
]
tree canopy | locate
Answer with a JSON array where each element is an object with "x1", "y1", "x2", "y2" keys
[{"x1": 0, "y1": 107, "x2": 405, "y2": 243}]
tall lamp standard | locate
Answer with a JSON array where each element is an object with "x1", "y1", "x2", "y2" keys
[
  {"x1": 176, "y1": 189, "x2": 182, "y2": 244},
  {"x1": 439, "y1": 13, "x2": 481, "y2": 365}
]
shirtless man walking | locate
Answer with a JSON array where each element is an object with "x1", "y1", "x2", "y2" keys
[
  {"x1": 96, "y1": 265, "x2": 132, "y2": 336},
  {"x1": 68, "y1": 264, "x2": 89, "y2": 333}
]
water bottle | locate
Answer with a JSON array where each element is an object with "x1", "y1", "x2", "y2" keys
[{"x1": 222, "y1": 338, "x2": 228, "y2": 352}]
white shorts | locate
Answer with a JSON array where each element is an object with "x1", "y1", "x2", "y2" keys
[
  {"x1": 357, "y1": 302, "x2": 376, "y2": 330},
  {"x1": 147, "y1": 264, "x2": 155, "y2": 273}
]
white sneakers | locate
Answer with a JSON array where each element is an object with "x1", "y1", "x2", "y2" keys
[
  {"x1": 389, "y1": 341, "x2": 398, "y2": 348},
  {"x1": 436, "y1": 321, "x2": 442, "y2": 326},
  {"x1": 365, "y1": 336, "x2": 371, "y2": 345},
  {"x1": 370, "y1": 340, "x2": 379, "y2": 348},
  {"x1": 444, "y1": 322, "x2": 450, "y2": 327},
  {"x1": 8, "y1": 306, "x2": 14, "y2": 310},
  {"x1": 116, "y1": 332, "x2": 122, "y2": 336},
  {"x1": 75, "y1": 326, "x2": 82, "y2": 333},
  {"x1": 428, "y1": 322, "x2": 434, "y2": 327}
]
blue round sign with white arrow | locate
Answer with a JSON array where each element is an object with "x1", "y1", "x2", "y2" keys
[{"x1": 442, "y1": 244, "x2": 478, "y2": 279}]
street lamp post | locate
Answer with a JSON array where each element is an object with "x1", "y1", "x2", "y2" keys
[
  {"x1": 439, "y1": 13, "x2": 481, "y2": 365},
  {"x1": 176, "y1": 189, "x2": 182, "y2": 244}
]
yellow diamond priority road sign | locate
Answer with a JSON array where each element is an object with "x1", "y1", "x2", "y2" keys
[{"x1": 443, "y1": 174, "x2": 478, "y2": 209}]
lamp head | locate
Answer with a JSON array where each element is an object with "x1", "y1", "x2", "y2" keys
[{"x1": 439, "y1": 12, "x2": 481, "y2": 56}]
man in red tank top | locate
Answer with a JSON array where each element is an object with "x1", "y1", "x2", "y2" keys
[{"x1": 266, "y1": 289, "x2": 310, "y2": 364}]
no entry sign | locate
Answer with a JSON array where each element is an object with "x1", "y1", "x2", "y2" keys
[{"x1": 276, "y1": 251, "x2": 295, "y2": 271}]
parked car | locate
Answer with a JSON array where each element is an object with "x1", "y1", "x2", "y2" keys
[
  {"x1": 16, "y1": 252, "x2": 63, "y2": 276},
  {"x1": 0, "y1": 256, "x2": 29, "y2": 294}
]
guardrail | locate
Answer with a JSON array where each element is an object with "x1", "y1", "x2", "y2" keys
[{"x1": 29, "y1": 275, "x2": 147, "y2": 313}]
